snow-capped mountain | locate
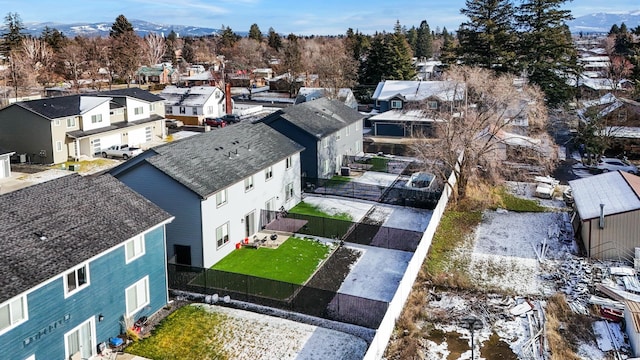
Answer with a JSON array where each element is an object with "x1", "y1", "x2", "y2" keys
[
  {"x1": 567, "y1": 10, "x2": 640, "y2": 34},
  {"x1": 21, "y1": 19, "x2": 226, "y2": 38}
]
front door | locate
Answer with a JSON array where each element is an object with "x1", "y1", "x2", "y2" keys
[
  {"x1": 245, "y1": 210, "x2": 256, "y2": 238},
  {"x1": 65, "y1": 318, "x2": 95, "y2": 360}
]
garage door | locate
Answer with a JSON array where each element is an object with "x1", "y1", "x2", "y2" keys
[
  {"x1": 92, "y1": 133, "x2": 121, "y2": 155},
  {"x1": 128, "y1": 128, "x2": 147, "y2": 146},
  {"x1": 375, "y1": 123, "x2": 405, "y2": 137}
]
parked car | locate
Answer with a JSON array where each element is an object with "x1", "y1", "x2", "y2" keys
[
  {"x1": 165, "y1": 119, "x2": 184, "y2": 129},
  {"x1": 596, "y1": 157, "x2": 639, "y2": 174},
  {"x1": 101, "y1": 144, "x2": 143, "y2": 160},
  {"x1": 220, "y1": 114, "x2": 241, "y2": 124},
  {"x1": 204, "y1": 117, "x2": 226, "y2": 128}
]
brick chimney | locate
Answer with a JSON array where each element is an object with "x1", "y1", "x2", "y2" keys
[{"x1": 225, "y1": 83, "x2": 232, "y2": 115}]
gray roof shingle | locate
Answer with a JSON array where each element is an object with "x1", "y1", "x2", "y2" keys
[
  {"x1": 15, "y1": 95, "x2": 85, "y2": 119},
  {"x1": 97, "y1": 88, "x2": 165, "y2": 103},
  {"x1": 0, "y1": 174, "x2": 173, "y2": 303},
  {"x1": 264, "y1": 98, "x2": 364, "y2": 139},
  {"x1": 145, "y1": 122, "x2": 304, "y2": 198}
]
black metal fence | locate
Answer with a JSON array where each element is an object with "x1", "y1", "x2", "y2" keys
[
  {"x1": 260, "y1": 209, "x2": 424, "y2": 252},
  {"x1": 167, "y1": 264, "x2": 389, "y2": 329}
]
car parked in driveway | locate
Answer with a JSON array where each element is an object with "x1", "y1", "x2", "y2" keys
[
  {"x1": 204, "y1": 117, "x2": 226, "y2": 128},
  {"x1": 596, "y1": 157, "x2": 639, "y2": 174},
  {"x1": 165, "y1": 119, "x2": 184, "y2": 129},
  {"x1": 220, "y1": 114, "x2": 241, "y2": 124}
]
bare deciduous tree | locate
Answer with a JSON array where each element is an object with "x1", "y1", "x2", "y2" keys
[
  {"x1": 410, "y1": 66, "x2": 554, "y2": 201},
  {"x1": 143, "y1": 33, "x2": 166, "y2": 66}
]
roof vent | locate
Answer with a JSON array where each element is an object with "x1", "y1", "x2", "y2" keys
[{"x1": 34, "y1": 231, "x2": 47, "y2": 241}]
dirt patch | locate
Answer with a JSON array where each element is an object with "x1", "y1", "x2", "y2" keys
[{"x1": 306, "y1": 245, "x2": 362, "y2": 291}]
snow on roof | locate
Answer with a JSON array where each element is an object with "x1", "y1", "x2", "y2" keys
[
  {"x1": 368, "y1": 109, "x2": 442, "y2": 123},
  {"x1": 371, "y1": 80, "x2": 464, "y2": 102},
  {"x1": 605, "y1": 126, "x2": 640, "y2": 139},
  {"x1": 569, "y1": 171, "x2": 640, "y2": 220},
  {"x1": 494, "y1": 129, "x2": 541, "y2": 148},
  {"x1": 160, "y1": 86, "x2": 221, "y2": 106},
  {"x1": 79, "y1": 96, "x2": 111, "y2": 114}
]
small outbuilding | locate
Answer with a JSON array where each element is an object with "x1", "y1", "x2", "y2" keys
[{"x1": 569, "y1": 171, "x2": 640, "y2": 261}]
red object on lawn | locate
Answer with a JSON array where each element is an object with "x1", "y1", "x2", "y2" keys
[
  {"x1": 235, "y1": 242, "x2": 241, "y2": 249},
  {"x1": 244, "y1": 237, "x2": 249, "y2": 244}
]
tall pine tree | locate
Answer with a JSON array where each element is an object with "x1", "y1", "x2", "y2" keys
[
  {"x1": 415, "y1": 20, "x2": 433, "y2": 60},
  {"x1": 516, "y1": 0, "x2": 578, "y2": 106},
  {"x1": 457, "y1": 0, "x2": 517, "y2": 73}
]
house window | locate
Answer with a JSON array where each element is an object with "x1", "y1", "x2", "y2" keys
[
  {"x1": 64, "y1": 263, "x2": 89, "y2": 298},
  {"x1": 125, "y1": 235, "x2": 145, "y2": 263},
  {"x1": 216, "y1": 222, "x2": 230, "y2": 248},
  {"x1": 265, "y1": 166, "x2": 273, "y2": 181},
  {"x1": 207, "y1": 106, "x2": 214, "y2": 115},
  {"x1": 179, "y1": 107, "x2": 186, "y2": 114},
  {"x1": 345, "y1": 126, "x2": 350, "y2": 136},
  {"x1": 134, "y1": 106, "x2": 144, "y2": 115},
  {"x1": 323, "y1": 159, "x2": 330, "y2": 174},
  {"x1": 125, "y1": 276, "x2": 149, "y2": 317},
  {"x1": 244, "y1": 176, "x2": 254, "y2": 191},
  {"x1": 356, "y1": 141, "x2": 361, "y2": 152},
  {"x1": 390, "y1": 100, "x2": 403, "y2": 109},
  {"x1": 166, "y1": 106, "x2": 173, "y2": 114},
  {"x1": 428, "y1": 101, "x2": 438, "y2": 110},
  {"x1": 322, "y1": 137, "x2": 328, "y2": 148},
  {"x1": 285, "y1": 156, "x2": 292, "y2": 169},
  {"x1": 285, "y1": 183, "x2": 294, "y2": 201},
  {"x1": 91, "y1": 114, "x2": 102, "y2": 123},
  {"x1": 0, "y1": 295, "x2": 28, "y2": 335},
  {"x1": 192, "y1": 107, "x2": 198, "y2": 114},
  {"x1": 216, "y1": 189, "x2": 227, "y2": 207},
  {"x1": 336, "y1": 131, "x2": 341, "y2": 141},
  {"x1": 54, "y1": 119, "x2": 61, "y2": 126},
  {"x1": 67, "y1": 118, "x2": 76, "y2": 128},
  {"x1": 355, "y1": 121, "x2": 360, "y2": 131},
  {"x1": 56, "y1": 141, "x2": 62, "y2": 152},
  {"x1": 149, "y1": 103, "x2": 156, "y2": 112}
]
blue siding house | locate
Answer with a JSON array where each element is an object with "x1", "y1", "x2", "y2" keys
[{"x1": 0, "y1": 173, "x2": 173, "y2": 360}]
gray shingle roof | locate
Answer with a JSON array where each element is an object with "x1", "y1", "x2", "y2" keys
[
  {"x1": 15, "y1": 95, "x2": 84, "y2": 119},
  {"x1": 145, "y1": 122, "x2": 304, "y2": 198},
  {"x1": 265, "y1": 97, "x2": 364, "y2": 139},
  {"x1": 0, "y1": 174, "x2": 172, "y2": 303},
  {"x1": 97, "y1": 88, "x2": 165, "y2": 103}
]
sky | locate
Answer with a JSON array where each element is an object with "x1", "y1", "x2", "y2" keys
[{"x1": 1, "y1": 0, "x2": 639, "y2": 36}]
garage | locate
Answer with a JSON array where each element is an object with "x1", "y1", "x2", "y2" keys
[
  {"x1": 92, "y1": 133, "x2": 121, "y2": 155},
  {"x1": 374, "y1": 123, "x2": 405, "y2": 137},
  {"x1": 127, "y1": 127, "x2": 149, "y2": 147}
]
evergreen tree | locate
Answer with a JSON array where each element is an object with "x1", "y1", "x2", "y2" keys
[
  {"x1": 182, "y1": 38, "x2": 195, "y2": 64},
  {"x1": 345, "y1": 28, "x2": 370, "y2": 61},
  {"x1": 2, "y1": 12, "x2": 26, "y2": 54},
  {"x1": 267, "y1": 27, "x2": 282, "y2": 51},
  {"x1": 457, "y1": 0, "x2": 517, "y2": 73},
  {"x1": 609, "y1": 24, "x2": 620, "y2": 35},
  {"x1": 517, "y1": 0, "x2": 579, "y2": 106},
  {"x1": 390, "y1": 22, "x2": 416, "y2": 79},
  {"x1": 439, "y1": 27, "x2": 458, "y2": 66},
  {"x1": 406, "y1": 26, "x2": 417, "y2": 53},
  {"x1": 415, "y1": 20, "x2": 433, "y2": 59},
  {"x1": 110, "y1": 14, "x2": 134, "y2": 37},
  {"x1": 109, "y1": 14, "x2": 140, "y2": 87},
  {"x1": 219, "y1": 26, "x2": 239, "y2": 49},
  {"x1": 358, "y1": 28, "x2": 415, "y2": 85},
  {"x1": 248, "y1": 23, "x2": 262, "y2": 42},
  {"x1": 40, "y1": 26, "x2": 67, "y2": 52},
  {"x1": 165, "y1": 30, "x2": 179, "y2": 64}
]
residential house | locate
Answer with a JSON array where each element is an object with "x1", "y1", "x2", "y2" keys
[
  {"x1": 259, "y1": 97, "x2": 364, "y2": 179},
  {"x1": 569, "y1": 171, "x2": 640, "y2": 261},
  {"x1": 371, "y1": 80, "x2": 464, "y2": 113},
  {"x1": 159, "y1": 86, "x2": 226, "y2": 126},
  {"x1": 0, "y1": 88, "x2": 166, "y2": 164},
  {"x1": 295, "y1": 87, "x2": 358, "y2": 110},
  {"x1": 0, "y1": 174, "x2": 173, "y2": 360},
  {"x1": 253, "y1": 68, "x2": 274, "y2": 87},
  {"x1": 110, "y1": 122, "x2": 304, "y2": 268},
  {"x1": 366, "y1": 109, "x2": 442, "y2": 137},
  {"x1": 0, "y1": 146, "x2": 14, "y2": 179},
  {"x1": 414, "y1": 59, "x2": 443, "y2": 81},
  {"x1": 136, "y1": 64, "x2": 178, "y2": 85},
  {"x1": 268, "y1": 73, "x2": 319, "y2": 94}
]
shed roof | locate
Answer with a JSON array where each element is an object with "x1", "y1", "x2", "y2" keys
[
  {"x1": 569, "y1": 171, "x2": 640, "y2": 220},
  {"x1": 0, "y1": 174, "x2": 173, "y2": 304},
  {"x1": 144, "y1": 122, "x2": 304, "y2": 198}
]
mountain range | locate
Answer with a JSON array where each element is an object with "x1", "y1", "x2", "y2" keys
[{"x1": 16, "y1": 10, "x2": 640, "y2": 38}]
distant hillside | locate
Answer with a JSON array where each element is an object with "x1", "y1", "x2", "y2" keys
[
  {"x1": 567, "y1": 10, "x2": 640, "y2": 34},
  {"x1": 20, "y1": 19, "x2": 229, "y2": 38}
]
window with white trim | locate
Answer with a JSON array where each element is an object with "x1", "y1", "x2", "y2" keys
[
  {"x1": 285, "y1": 156, "x2": 292, "y2": 169},
  {"x1": 285, "y1": 183, "x2": 294, "y2": 201},
  {"x1": 91, "y1": 114, "x2": 102, "y2": 123},
  {"x1": 207, "y1": 106, "x2": 214, "y2": 114},
  {"x1": 216, "y1": 189, "x2": 227, "y2": 207},
  {"x1": 323, "y1": 159, "x2": 330, "y2": 175},
  {"x1": 192, "y1": 107, "x2": 198, "y2": 114},
  {"x1": 244, "y1": 176, "x2": 254, "y2": 191},
  {"x1": 345, "y1": 126, "x2": 350, "y2": 136},
  {"x1": 428, "y1": 100, "x2": 438, "y2": 109},
  {"x1": 54, "y1": 119, "x2": 61, "y2": 126},
  {"x1": 179, "y1": 107, "x2": 186, "y2": 114},
  {"x1": 125, "y1": 235, "x2": 145, "y2": 263},
  {"x1": 134, "y1": 106, "x2": 144, "y2": 115},
  {"x1": 355, "y1": 141, "x2": 361, "y2": 152},
  {"x1": 67, "y1": 118, "x2": 76, "y2": 128},
  {"x1": 265, "y1": 166, "x2": 273, "y2": 181},
  {"x1": 56, "y1": 141, "x2": 62, "y2": 152},
  {"x1": 336, "y1": 131, "x2": 341, "y2": 140},
  {"x1": 0, "y1": 295, "x2": 28, "y2": 335},
  {"x1": 125, "y1": 277, "x2": 149, "y2": 317},
  {"x1": 64, "y1": 264, "x2": 89, "y2": 297},
  {"x1": 355, "y1": 121, "x2": 360, "y2": 131},
  {"x1": 216, "y1": 222, "x2": 230, "y2": 248},
  {"x1": 149, "y1": 103, "x2": 156, "y2": 112},
  {"x1": 390, "y1": 100, "x2": 403, "y2": 109}
]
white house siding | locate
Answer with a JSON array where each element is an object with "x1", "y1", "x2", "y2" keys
[
  {"x1": 317, "y1": 122, "x2": 363, "y2": 178},
  {"x1": 581, "y1": 210, "x2": 640, "y2": 260},
  {"x1": 80, "y1": 103, "x2": 111, "y2": 132},
  {"x1": 201, "y1": 154, "x2": 301, "y2": 267},
  {"x1": 125, "y1": 98, "x2": 151, "y2": 122},
  {"x1": 0, "y1": 153, "x2": 10, "y2": 178}
]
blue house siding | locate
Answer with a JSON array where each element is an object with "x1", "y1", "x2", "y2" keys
[
  {"x1": 115, "y1": 162, "x2": 204, "y2": 267},
  {"x1": 0, "y1": 226, "x2": 168, "y2": 360}
]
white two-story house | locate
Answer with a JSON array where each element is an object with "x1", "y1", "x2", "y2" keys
[
  {"x1": 110, "y1": 122, "x2": 304, "y2": 268},
  {"x1": 0, "y1": 88, "x2": 166, "y2": 164},
  {"x1": 159, "y1": 86, "x2": 227, "y2": 126}
]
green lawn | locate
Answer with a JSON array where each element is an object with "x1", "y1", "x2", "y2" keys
[
  {"x1": 211, "y1": 237, "x2": 331, "y2": 284},
  {"x1": 289, "y1": 201, "x2": 352, "y2": 221},
  {"x1": 125, "y1": 306, "x2": 227, "y2": 360}
]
